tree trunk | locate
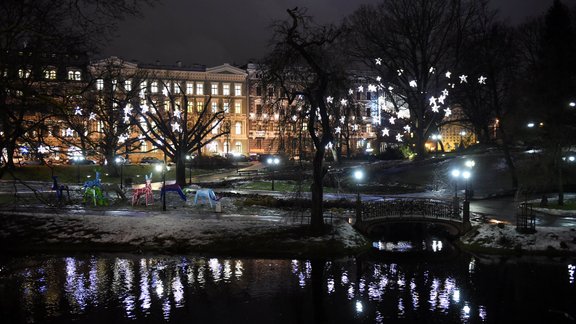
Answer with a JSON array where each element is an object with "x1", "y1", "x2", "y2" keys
[
  {"x1": 175, "y1": 152, "x2": 187, "y2": 187},
  {"x1": 310, "y1": 146, "x2": 325, "y2": 234},
  {"x1": 497, "y1": 121, "x2": 518, "y2": 190},
  {"x1": 556, "y1": 144, "x2": 564, "y2": 206}
]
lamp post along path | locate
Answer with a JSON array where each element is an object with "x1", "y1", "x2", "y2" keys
[{"x1": 354, "y1": 169, "x2": 364, "y2": 224}]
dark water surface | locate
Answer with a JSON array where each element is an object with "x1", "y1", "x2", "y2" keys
[{"x1": 0, "y1": 249, "x2": 575, "y2": 323}]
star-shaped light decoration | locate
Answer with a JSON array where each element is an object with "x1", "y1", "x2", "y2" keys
[
  {"x1": 123, "y1": 116, "x2": 130, "y2": 124},
  {"x1": 172, "y1": 122, "x2": 181, "y2": 132},
  {"x1": 348, "y1": 89, "x2": 354, "y2": 95},
  {"x1": 388, "y1": 86, "x2": 394, "y2": 91},
  {"x1": 357, "y1": 85, "x2": 364, "y2": 92},
  {"x1": 74, "y1": 106, "x2": 82, "y2": 116},
  {"x1": 429, "y1": 67, "x2": 435, "y2": 74},
  {"x1": 438, "y1": 95, "x2": 446, "y2": 105},
  {"x1": 478, "y1": 76, "x2": 487, "y2": 84},
  {"x1": 375, "y1": 58, "x2": 382, "y2": 65},
  {"x1": 389, "y1": 116, "x2": 396, "y2": 124},
  {"x1": 429, "y1": 96, "x2": 437, "y2": 106},
  {"x1": 459, "y1": 75, "x2": 468, "y2": 83},
  {"x1": 382, "y1": 128, "x2": 390, "y2": 136},
  {"x1": 326, "y1": 96, "x2": 334, "y2": 104},
  {"x1": 335, "y1": 126, "x2": 341, "y2": 134},
  {"x1": 397, "y1": 69, "x2": 404, "y2": 76},
  {"x1": 395, "y1": 133, "x2": 403, "y2": 142},
  {"x1": 89, "y1": 112, "x2": 97, "y2": 121},
  {"x1": 38, "y1": 145, "x2": 49, "y2": 154},
  {"x1": 444, "y1": 107, "x2": 452, "y2": 117},
  {"x1": 368, "y1": 84, "x2": 377, "y2": 92},
  {"x1": 442, "y1": 89, "x2": 449, "y2": 97},
  {"x1": 340, "y1": 116, "x2": 345, "y2": 123},
  {"x1": 397, "y1": 108, "x2": 410, "y2": 119},
  {"x1": 141, "y1": 104, "x2": 149, "y2": 114},
  {"x1": 118, "y1": 134, "x2": 128, "y2": 144},
  {"x1": 123, "y1": 105, "x2": 132, "y2": 116},
  {"x1": 376, "y1": 76, "x2": 382, "y2": 82},
  {"x1": 292, "y1": 115, "x2": 297, "y2": 122},
  {"x1": 431, "y1": 104, "x2": 440, "y2": 113},
  {"x1": 65, "y1": 128, "x2": 74, "y2": 137},
  {"x1": 409, "y1": 80, "x2": 417, "y2": 88},
  {"x1": 173, "y1": 109, "x2": 181, "y2": 119},
  {"x1": 445, "y1": 71, "x2": 452, "y2": 78},
  {"x1": 403, "y1": 125, "x2": 411, "y2": 133},
  {"x1": 340, "y1": 99, "x2": 348, "y2": 106},
  {"x1": 162, "y1": 87, "x2": 168, "y2": 96}
]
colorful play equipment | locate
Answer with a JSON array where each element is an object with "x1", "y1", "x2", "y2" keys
[
  {"x1": 51, "y1": 176, "x2": 69, "y2": 201},
  {"x1": 160, "y1": 184, "x2": 187, "y2": 201},
  {"x1": 82, "y1": 172, "x2": 108, "y2": 206},
  {"x1": 132, "y1": 173, "x2": 154, "y2": 206},
  {"x1": 193, "y1": 188, "x2": 219, "y2": 208}
]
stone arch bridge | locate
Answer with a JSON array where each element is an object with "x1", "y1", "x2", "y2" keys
[{"x1": 354, "y1": 198, "x2": 472, "y2": 236}]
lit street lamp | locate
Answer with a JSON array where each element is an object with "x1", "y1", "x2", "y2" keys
[
  {"x1": 186, "y1": 154, "x2": 194, "y2": 185},
  {"x1": 451, "y1": 169, "x2": 461, "y2": 198},
  {"x1": 353, "y1": 169, "x2": 364, "y2": 224},
  {"x1": 115, "y1": 157, "x2": 124, "y2": 190},
  {"x1": 267, "y1": 157, "x2": 280, "y2": 190}
]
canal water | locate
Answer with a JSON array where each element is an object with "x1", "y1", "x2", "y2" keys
[{"x1": 0, "y1": 243, "x2": 575, "y2": 323}]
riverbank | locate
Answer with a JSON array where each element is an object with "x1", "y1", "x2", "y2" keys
[{"x1": 0, "y1": 206, "x2": 370, "y2": 258}]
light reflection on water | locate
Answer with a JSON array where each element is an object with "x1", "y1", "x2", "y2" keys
[{"x1": 0, "y1": 255, "x2": 574, "y2": 323}]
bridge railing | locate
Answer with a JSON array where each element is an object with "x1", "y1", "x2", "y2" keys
[{"x1": 361, "y1": 198, "x2": 462, "y2": 222}]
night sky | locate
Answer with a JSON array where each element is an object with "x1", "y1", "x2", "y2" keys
[{"x1": 99, "y1": 0, "x2": 555, "y2": 67}]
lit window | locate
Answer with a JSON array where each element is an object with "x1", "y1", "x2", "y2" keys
[
  {"x1": 125, "y1": 80, "x2": 132, "y2": 91},
  {"x1": 18, "y1": 69, "x2": 31, "y2": 78},
  {"x1": 212, "y1": 102, "x2": 218, "y2": 113},
  {"x1": 151, "y1": 81, "x2": 158, "y2": 93},
  {"x1": 44, "y1": 68, "x2": 57, "y2": 79},
  {"x1": 223, "y1": 102, "x2": 229, "y2": 113},
  {"x1": 67, "y1": 70, "x2": 81, "y2": 80},
  {"x1": 234, "y1": 84, "x2": 242, "y2": 96},
  {"x1": 196, "y1": 83, "x2": 204, "y2": 95},
  {"x1": 173, "y1": 82, "x2": 180, "y2": 94},
  {"x1": 366, "y1": 124, "x2": 372, "y2": 133},
  {"x1": 235, "y1": 122, "x2": 242, "y2": 135},
  {"x1": 96, "y1": 79, "x2": 104, "y2": 90},
  {"x1": 196, "y1": 101, "x2": 204, "y2": 112},
  {"x1": 186, "y1": 82, "x2": 194, "y2": 95},
  {"x1": 212, "y1": 121, "x2": 220, "y2": 134},
  {"x1": 211, "y1": 83, "x2": 219, "y2": 95},
  {"x1": 187, "y1": 101, "x2": 194, "y2": 113},
  {"x1": 235, "y1": 141, "x2": 242, "y2": 153},
  {"x1": 235, "y1": 101, "x2": 241, "y2": 114},
  {"x1": 223, "y1": 83, "x2": 230, "y2": 96}
]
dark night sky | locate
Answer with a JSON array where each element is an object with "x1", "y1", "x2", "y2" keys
[{"x1": 99, "y1": 0, "x2": 556, "y2": 67}]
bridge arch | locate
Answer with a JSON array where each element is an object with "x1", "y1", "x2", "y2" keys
[{"x1": 354, "y1": 198, "x2": 471, "y2": 236}]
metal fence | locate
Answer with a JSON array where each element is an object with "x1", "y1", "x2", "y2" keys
[{"x1": 361, "y1": 198, "x2": 462, "y2": 222}]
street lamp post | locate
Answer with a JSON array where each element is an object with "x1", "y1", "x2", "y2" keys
[
  {"x1": 354, "y1": 169, "x2": 364, "y2": 224},
  {"x1": 115, "y1": 157, "x2": 124, "y2": 190},
  {"x1": 186, "y1": 154, "x2": 194, "y2": 185},
  {"x1": 267, "y1": 157, "x2": 280, "y2": 190},
  {"x1": 155, "y1": 163, "x2": 168, "y2": 211}
]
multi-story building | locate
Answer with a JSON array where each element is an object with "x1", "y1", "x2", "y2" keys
[{"x1": 88, "y1": 57, "x2": 249, "y2": 162}]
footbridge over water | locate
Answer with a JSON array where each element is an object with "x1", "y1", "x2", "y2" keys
[{"x1": 355, "y1": 198, "x2": 472, "y2": 236}]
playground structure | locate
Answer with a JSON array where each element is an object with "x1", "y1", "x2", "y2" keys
[
  {"x1": 132, "y1": 173, "x2": 154, "y2": 206},
  {"x1": 51, "y1": 176, "x2": 70, "y2": 202},
  {"x1": 161, "y1": 184, "x2": 187, "y2": 201},
  {"x1": 193, "y1": 188, "x2": 219, "y2": 208},
  {"x1": 82, "y1": 172, "x2": 108, "y2": 206}
]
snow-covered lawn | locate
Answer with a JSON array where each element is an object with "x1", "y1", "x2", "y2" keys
[{"x1": 460, "y1": 221, "x2": 576, "y2": 254}]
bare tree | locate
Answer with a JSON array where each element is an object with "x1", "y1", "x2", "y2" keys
[
  {"x1": 345, "y1": 0, "x2": 486, "y2": 158},
  {"x1": 131, "y1": 81, "x2": 229, "y2": 186},
  {"x1": 262, "y1": 8, "x2": 351, "y2": 234},
  {"x1": 0, "y1": 0, "x2": 155, "y2": 170}
]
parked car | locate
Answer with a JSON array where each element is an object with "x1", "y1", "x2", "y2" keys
[
  {"x1": 19, "y1": 159, "x2": 43, "y2": 166},
  {"x1": 68, "y1": 158, "x2": 96, "y2": 165},
  {"x1": 139, "y1": 156, "x2": 163, "y2": 164}
]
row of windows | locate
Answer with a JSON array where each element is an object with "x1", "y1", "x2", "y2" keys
[
  {"x1": 95, "y1": 79, "x2": 243, "y2": 96},
  {"x1": 15, "y1": 68, "x2": 82, "y2": 80}
]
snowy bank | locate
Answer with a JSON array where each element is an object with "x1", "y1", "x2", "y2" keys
[
  {"x1": 460, "y1": 222, "x2": 576, "y2": 255},
  {"x1": 0, "y1": 208, "x2": 369, "y2": 257}
]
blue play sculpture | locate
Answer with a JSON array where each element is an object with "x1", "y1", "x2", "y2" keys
[
  {"x1": 193, "y1": 188, "x2": 219, "y2": 207},
  {"x1": 51, "y1": 176, "x2": 70, "y2": 201}
]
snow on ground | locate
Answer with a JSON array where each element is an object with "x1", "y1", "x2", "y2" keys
[{"x1": 461, "y1": 221, "x2": 576, "y2": 254}]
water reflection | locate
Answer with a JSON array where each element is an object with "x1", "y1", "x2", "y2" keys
[{"x1": 0, "y1": 255, "x2": 574, "y2": 323}]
